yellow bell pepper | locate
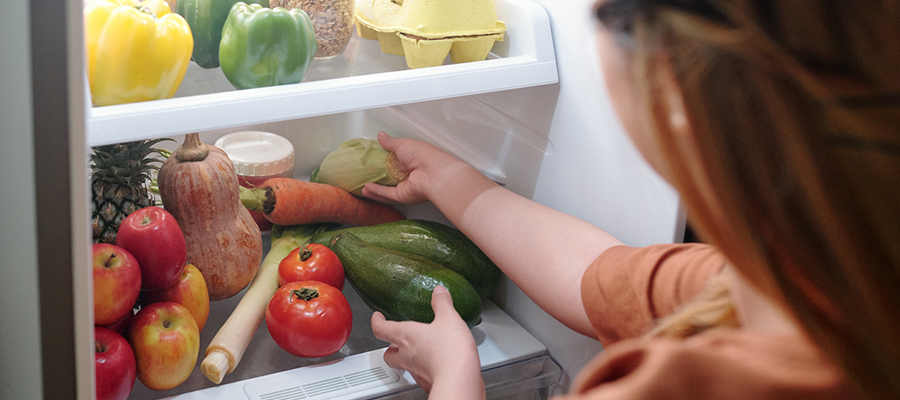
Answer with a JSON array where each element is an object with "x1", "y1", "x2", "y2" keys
[{"x1": 85, "y1": 0, "x2": 193, "y2": 106}]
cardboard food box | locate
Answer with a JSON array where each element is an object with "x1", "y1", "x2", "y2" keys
[{"x1": 355, "y1": 0, "x2": 507, "y2": 68}]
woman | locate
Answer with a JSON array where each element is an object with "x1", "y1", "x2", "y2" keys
[{"x1": 362, "y1": 0, "x2": 900, "y2": 399}]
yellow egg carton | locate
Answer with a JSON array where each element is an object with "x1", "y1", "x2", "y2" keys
[{"x1": 355, "y1": 0, "x2": 507, "y2": 69}]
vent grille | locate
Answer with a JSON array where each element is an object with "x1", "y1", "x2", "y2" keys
[
  {"x1": 303, "y1": 376, "x2": 349, "y2": 398},
  {"x1": 260, "y1": 386, "x2": 307, "y2": 400},
  {"x1": 346, "y1": 367, "x2": 390, "y2": 386},
  {"x1": 257, "y1": 367, "x2": 393, "y2": 400}
]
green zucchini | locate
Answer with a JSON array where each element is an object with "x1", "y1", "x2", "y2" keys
[
  {"x1": 328, "y1": 233, "x2": 482, "y2": 327},
  {"x1": 309, "y1": 219, "x2": 501, "y2": 298}
]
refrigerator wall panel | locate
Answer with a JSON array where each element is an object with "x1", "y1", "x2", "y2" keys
[
  {"x1": 0, "y1": 1, "x2": 43, "y2": 399},
  {"x1": 495, "y1": 0, "x2": 683, "y2": 388}
]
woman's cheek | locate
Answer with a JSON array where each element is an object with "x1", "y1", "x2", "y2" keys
[{"x1": 596, "y1": 29, "x2": 670, "y2": 181}]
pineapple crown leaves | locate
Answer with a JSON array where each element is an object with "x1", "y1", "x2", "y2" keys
[{"x1": 90, "y1": 138, "x2": 174, "y2": 187}]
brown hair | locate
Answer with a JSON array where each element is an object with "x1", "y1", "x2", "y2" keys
[
  {"x1": 596, "y1": 1, "x2": 900, "y2": 398},
  {"x1": 647, "y1": 271, "x2": 739, "y2": 338}
]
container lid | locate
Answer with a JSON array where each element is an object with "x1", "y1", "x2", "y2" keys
[{"x1": 215, "y1": 131, "x2": 295, "y2": 177}]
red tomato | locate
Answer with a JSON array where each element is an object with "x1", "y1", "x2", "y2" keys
[
  {"x1": 266, "y1": 281, "x2": 353, "y2": 358},
  {"x1": 277, "y1": 244, "x2": 344, "y2": 290}
]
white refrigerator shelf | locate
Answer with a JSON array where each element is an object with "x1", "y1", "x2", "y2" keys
[
  {"x1": 86, "y1": 0, "x2": 558, "y2": 147},
  {"x1": 137, "y1": 299, "x2": 557, "y2": 400}
]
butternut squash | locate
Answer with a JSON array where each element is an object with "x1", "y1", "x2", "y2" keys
[{"x1": 158, "y1": 133, "x2": 263, "y2": 301}]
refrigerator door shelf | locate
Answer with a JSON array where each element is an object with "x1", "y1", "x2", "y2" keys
[{"x1": 86, "y1": 0, "x2": 558, "y2": 147}]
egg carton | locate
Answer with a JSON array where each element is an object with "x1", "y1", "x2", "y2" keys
[{"x1": 355, "y1": 0, "x2": 507, "y2": 69}]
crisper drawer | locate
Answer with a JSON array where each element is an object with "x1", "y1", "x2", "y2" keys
[{"x1": 127, "y1": 233, "x2": 560, "y2": 400}]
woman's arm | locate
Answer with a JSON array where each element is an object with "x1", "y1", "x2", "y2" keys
[{"x1": 363, "y1": 132, "x2": 625, "y2": 336}]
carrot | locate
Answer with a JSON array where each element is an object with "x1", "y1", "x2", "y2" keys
[{"x1": 239, "y1": 177, "x2": 405, "y2": 226}]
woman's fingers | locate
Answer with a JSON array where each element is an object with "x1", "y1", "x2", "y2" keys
[
  {"x1": 362, "y1": 182, "x2": 398, "y2": 203},
  {"x1": 363, "y1": 132, "x2": 419, "y2": 204},
  {"x1": 430, "y1": 286, "x2": 457, "y2": 320},
  {"x1": 371, "y1": 311, "x2": 402, "y2": 343},
  {"x1": 376, "y1": 131, "x2": 399, "y2": 151},
  {"x1": 373, "y1": 315, "x2": 417, "y2": 375},
  {"x1": 375, "y1": 131, "x2": 421, "y2": 169},
  {"x1": 381, "y1": 343, "x2": 404, "y2": 370}
]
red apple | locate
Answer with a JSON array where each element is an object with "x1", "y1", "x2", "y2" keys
[
  {"x1": 141, "y1": 263, "x2": 210, "y2": 331},
  {"x1": 99, "y1": 308, "x2": 135, "y2": 337},
  {"x1": 128, "y1": 302, "x2": 200, "y2": 391},
  {"x1": 94, "y1": 326, "x2": 136, "y2": 400},
  {"x1": 116, "y1": 206, "x2": 187, "y2": 291},
  {"x1": 93, "y1": 243, "x2": 142, "y2": 326}
]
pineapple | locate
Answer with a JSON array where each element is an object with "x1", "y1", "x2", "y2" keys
[{"x1": 90, "y1": 139, "x2": 172, "y2": 244}]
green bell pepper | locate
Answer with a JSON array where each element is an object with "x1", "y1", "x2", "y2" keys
[
  {"x1": 175, "y1": 0, "x2": 268, "y2": 69},
  {"x1": 219, "y1": 2, "x2": 317, "y2": 90}
]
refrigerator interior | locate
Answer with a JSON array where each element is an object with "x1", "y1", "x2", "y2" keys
[
  {"x1": 0, "y1": 0, "x2": 683, "y2": 398},
  {"x1": 122, "y1": 89, "x2": 565, "y2": 399},
  {"x1": 86, "y1": 0, "x2": 571, "y2": 398}
]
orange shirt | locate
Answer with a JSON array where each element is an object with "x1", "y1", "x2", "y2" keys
[{"x1": 553, "y1": 244, "x2": 860, "y2": 400}]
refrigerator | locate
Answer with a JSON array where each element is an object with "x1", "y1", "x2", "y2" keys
[{"x1": 0, "y1": 0, "x2": 683, "y2": 398}]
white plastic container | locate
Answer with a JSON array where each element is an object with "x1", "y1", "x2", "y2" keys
[{"x1": 215, "y1": 131, "x2": 295, "y2": 232}]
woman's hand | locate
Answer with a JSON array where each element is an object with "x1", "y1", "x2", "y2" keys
[
  {"x1": 371, "y1": 286, "x2": 486, "y2": 399},
  {"x1": 362, "y1": 131, "x2": 487, "y2": 206}
]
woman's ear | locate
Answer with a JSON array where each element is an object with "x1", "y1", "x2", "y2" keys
[
  {"x1": 652, "y1": 52, "x2": 711, "y2": 183},
  {"x1": 651, "y1": 54, "x2": 725, "y2": 241},
  {"x1": 656, "y1": 57, "x2": 692, "y2": 140},
  {"x1": 637, "y1": 53, "x2": 698, "y2": 187}
]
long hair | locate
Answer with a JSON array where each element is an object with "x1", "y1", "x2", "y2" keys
[{"x1": 595, "y1": 1, "x2": 900, "y2": 398}]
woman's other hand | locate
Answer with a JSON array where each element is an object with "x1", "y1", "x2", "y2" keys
[
  {"x1": 362, "y1": 131, "x2": 489, "y2": 206},
  {"x1": 370, "y1": 286, "x2": 486, "y2": 399}
]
